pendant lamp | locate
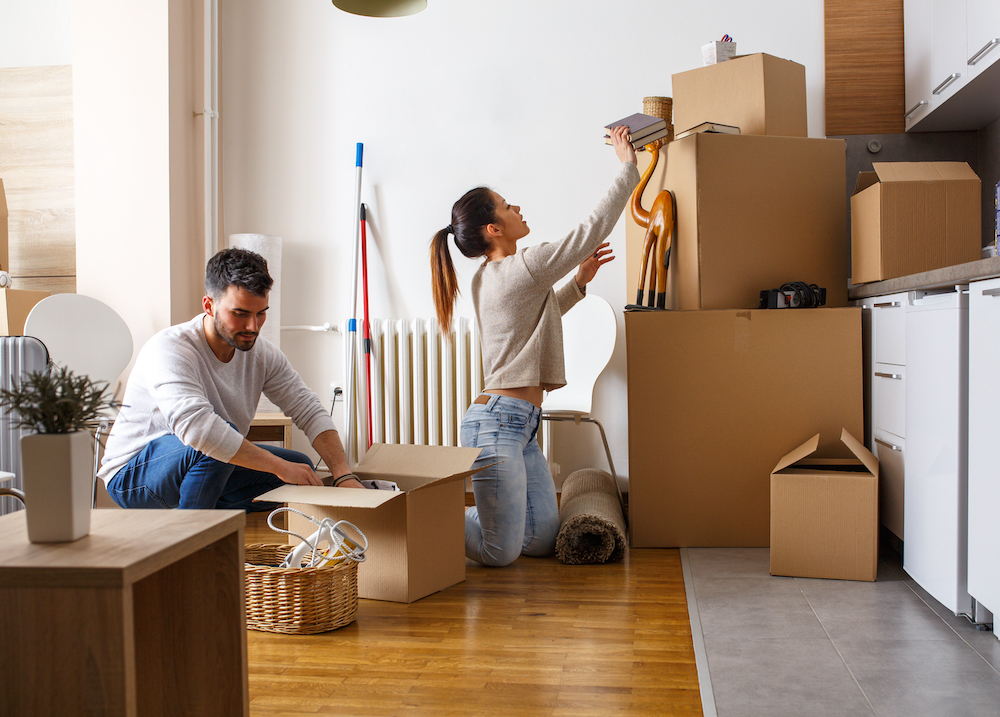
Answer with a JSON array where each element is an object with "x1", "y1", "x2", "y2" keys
[{"x1": 332, "y1": 0, "x2": 426, "y2": 17}]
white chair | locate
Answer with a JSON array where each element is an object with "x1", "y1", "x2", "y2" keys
[
  {"x1": 541, "y1": 293, "x2": 626, "y2": 521},
  {"x1": 24, "y1": 294, "x2": 133, "y2": 507}
]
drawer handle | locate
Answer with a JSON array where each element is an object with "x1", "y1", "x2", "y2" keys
[
  {"x1": 875, "y1": 437, "x2": 902, "y2": 452},
  {"x1": 932, "y1": 73, "x2": 961, "y2": 95},
  {"x1": 904, "y1": 100, "x2": 928, "y2": 119},
  {"x1": 968, "y1": 38, "x2": 1000, "y2": 66},
  {"x1": 982, "y1": 287, "x2": 1000, "y2": 297},
  {"x1": 873, "y1": 301, "x2": 902, "y2": 308},
  {"x1": 875, "y1": 372, "x2": 902, "y2": 380}
]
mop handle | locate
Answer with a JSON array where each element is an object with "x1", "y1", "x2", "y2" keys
[{"x1": 346, "y1": 142, "x2": 363, "y2": 465}]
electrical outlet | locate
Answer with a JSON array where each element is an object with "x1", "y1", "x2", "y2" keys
[{"x1": 329, "y1": 382, "x2": 342, "y2": 402}]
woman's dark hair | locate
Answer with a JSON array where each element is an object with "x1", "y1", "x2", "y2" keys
[
  {"x1": 205, "y1": 247, "x2": 274, "y2": 299},
  {"x1": 430, "y1": 186, "x2": 496, "y2": 334}
]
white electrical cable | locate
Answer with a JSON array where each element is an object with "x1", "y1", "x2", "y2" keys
[{"x1": 267, "y1": 507, "x2": 368, "y2": 568}]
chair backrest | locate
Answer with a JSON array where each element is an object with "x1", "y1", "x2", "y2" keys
[
  {"x1": 23, "y1": 293, "x2": 133, "y2": 392},
  {"x1": 541, "y1": 293, "x2": 617, "y2": 415}
]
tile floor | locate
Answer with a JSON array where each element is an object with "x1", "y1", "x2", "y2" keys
[{"x1": 681, "y1": 544, "x2": 1000, "y2": 717}]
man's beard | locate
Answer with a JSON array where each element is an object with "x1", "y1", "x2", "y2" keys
[{"x1": 217, "y1": 322, "x2": 258, "y2": 352}]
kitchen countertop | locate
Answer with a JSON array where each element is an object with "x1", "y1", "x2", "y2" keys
[{"x1": 848, "y1": 256, "x2": 1000, "y2": 300}]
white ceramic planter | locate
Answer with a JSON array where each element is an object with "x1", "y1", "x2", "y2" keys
[{"x1": 20, "y1": 431, "x2": 93, "y2": 542}]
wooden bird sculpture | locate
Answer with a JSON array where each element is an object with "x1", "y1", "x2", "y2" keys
[{"x1": 631, "y1": 138, "x2": 675, "y2": 309}]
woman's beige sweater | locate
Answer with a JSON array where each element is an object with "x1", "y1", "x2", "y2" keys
[{"x1": 471, "y1": 162, "x2": 641, "y2": 392}]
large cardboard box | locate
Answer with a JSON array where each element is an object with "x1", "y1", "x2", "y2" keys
[
  {"x1": 626, "y1": 308, "x2": 863, "y2": 547},
  {"x1": 0, "y1": 181, "x2": 49, "y2": 335},
  {"x1": 850, "y1": 162, "x2": 981, "y2": 284},
  {"x1": 1, "y1": 178, "x2": 8, "y2": 270},
  {"x1": 672, "y1": 53, "x2": 807, "y2": 138},
  {"x1": 257, "y1": 443, "x2": 482, "y2": 603},
  {"x1": 0, "y1": 288, "x2": 51, "y2": 335},
  {"x1": 626, "y1": 133, "x2": 848, "y2": 310},
  {"x1": 770, "y1": 428, "x2": 879, "y2": 582}
]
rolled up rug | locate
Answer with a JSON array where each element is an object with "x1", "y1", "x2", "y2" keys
[{"x1": 555, "y1": 468, "x2": 627, "y2": 565}]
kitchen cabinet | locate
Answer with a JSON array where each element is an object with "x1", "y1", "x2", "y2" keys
[
  {"x1": 967, "y1": 0, "x2": 1000, "y2": 81},
  {"x1": 903, "y1": 287, "x2": 971, "y2": 616},
  {"x1": 863, "y1": 293, "x2": 907, "y2": 540},
  {"x1": 905, "y1": 0, "x2": 1000, "y2": 131},
  {"x1": 967, "y1": 277, "x2": 1000, "y2": 632}
]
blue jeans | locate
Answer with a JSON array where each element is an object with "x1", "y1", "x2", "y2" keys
[
  {"x1": 106, "y1": 433, "x2": 312, "y2": 511},
  {"x1": 460, "y1": 395, "x2": 560, "y2": 566}
]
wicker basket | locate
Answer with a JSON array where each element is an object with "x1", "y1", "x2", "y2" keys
[
  {"x1": 642, "y1": 96, "x2": 675, "y2": 141},
  {"x1": 245, "y1": 543, "x2": 359, "y2": 634}
]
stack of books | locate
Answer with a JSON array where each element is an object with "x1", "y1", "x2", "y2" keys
[{"x1": 604, "y1": 113, "x2": 673, "y2": 150}]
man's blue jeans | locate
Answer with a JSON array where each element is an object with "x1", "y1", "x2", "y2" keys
[
  {"x1": 106, "y1": 433, "x2": 311, "y2": 511},
  {"x1": 460, "y1": 394, "x2": 560, "y2": 567}
]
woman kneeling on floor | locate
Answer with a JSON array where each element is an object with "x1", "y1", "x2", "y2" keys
[{"x1": 429, "y1": 126, "x2": 639, "y2": 567}]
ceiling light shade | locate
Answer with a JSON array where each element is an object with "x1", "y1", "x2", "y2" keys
[{"x1": 332, "y1": 0, "x2": 427, "y2": 17}]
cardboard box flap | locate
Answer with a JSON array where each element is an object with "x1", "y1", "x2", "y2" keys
[
  {"x1": 357, "y1": 443, "x2": 482, "y2": 490},
  {"x1": 839, "y1": 427, "x2": 878, "y2": 476},
  {"x1": 255, "y1": 484, "x2": 403, "y2": 509},
  {"x1": 772, "y1": 433, "x2": 820, "y2": 474},
  {"x1": 873, "y1": 161, "x2": 979, "y2": 184},
  {"x1": 854, "y1": 171, "x2": 879, "y2": 195}
]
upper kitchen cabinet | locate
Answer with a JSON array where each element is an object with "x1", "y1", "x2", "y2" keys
[{"x1": 905, "y1": 0, "x2": 1000, "y2": 131}]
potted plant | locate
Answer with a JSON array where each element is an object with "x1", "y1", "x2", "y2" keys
[{"x1": 0, "y1": 364, "x2": 116, "y2": 542}]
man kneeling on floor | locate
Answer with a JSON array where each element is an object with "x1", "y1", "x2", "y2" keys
[{"x1": 99, "y1": 248, "x2": 363, "y2": 510}]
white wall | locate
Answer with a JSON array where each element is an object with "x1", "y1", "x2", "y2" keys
[
  {"x1": 0, "y1": 0, "x2": 72, "y2": 68},
  {"x1": 221, "y1": 0, "x2": 827, "y2": 480}
]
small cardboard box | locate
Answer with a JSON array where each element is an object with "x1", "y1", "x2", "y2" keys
[
  {"x1": 0, "y1": 288, "x2": 51, "y2": 336},
  {"x1": 672, "y1": 53, "x2": 807, "y2": 138},
  {"x1": 626, "y1": 308, "x2": 863, "y2": 548},
  {"x1": 256, "y1": 443, "x2": 482, "y2": 603},
  {"x1": 702, "y1": 40, "x2": 736, "y2": 66},
  {"x1": 626, "y1": 133, "x2": 848, "y2": 310},
  {"x1": 851, "y1": 162, "x2": 981, "y2": 284},
  {"x1": 770, "y1": 428, "x2": 879, "y2": 582}
]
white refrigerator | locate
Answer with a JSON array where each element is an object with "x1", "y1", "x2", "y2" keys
[
  {"x1": 903, "y1": 287, "x2": 971, "y2": 616},
  {"x1": 968, "y1": 277, "x2": 1000, "y2": 630}
]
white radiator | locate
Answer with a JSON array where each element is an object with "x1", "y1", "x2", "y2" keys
[{"x1": 342, "y1": 317, "x2": 482, "y2": 463}]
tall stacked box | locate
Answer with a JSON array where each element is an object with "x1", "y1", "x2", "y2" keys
[{"x1": 625, "y1": 133, "x2": 848, "y2": 310}]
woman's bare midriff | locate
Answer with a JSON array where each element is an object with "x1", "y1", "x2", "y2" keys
[{"x1": 483, "y1": 386, "x2": 544, "y2": 408}]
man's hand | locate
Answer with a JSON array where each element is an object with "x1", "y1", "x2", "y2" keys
[
  {"x1": 277, "y1": 460, "x2": 324, "y2": 486},
  {"x1": 334, "y1": 475, "x2": 365, "y2": 489}
]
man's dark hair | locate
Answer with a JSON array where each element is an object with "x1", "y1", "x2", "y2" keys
[{"x1": 205, "y1": 248, "x2": 274, "y2": 299}]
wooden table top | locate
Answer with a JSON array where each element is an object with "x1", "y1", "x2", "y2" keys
[{"x1": 0, "y1": 509, "x2": 244, "y2": 589}]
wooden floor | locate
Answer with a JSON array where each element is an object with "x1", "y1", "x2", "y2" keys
[{"x1": 245, "y1": 513, "x2": 702, "y2": 716}]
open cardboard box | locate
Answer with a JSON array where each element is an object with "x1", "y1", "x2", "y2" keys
[
  {"x1": 770, "y1": 428, "x2": 879, "y2": 582},
  {"x1": 256, "y1": 443, "x2": 483, "y2": 603},
  {"x1": 851, "y1": 162, "x2": 981, "y2": 284}
]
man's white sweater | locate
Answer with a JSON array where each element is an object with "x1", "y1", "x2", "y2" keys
[{"x1": 98, "y1": 314, "x2": 335, "y2": 484}]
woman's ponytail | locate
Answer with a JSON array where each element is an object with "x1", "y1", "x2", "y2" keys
[
  {"x1": 428, "y1": 186, "x2": 497, "y2": 337},
  {"x1": 430, "y1": 227, "x2": 459, "y2": 334}
]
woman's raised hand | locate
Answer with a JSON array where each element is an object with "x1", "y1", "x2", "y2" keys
[
  {"x1": 575, "y1": 242, "x2": 615, "y2": 289},
  {"x1": 610, "y1": 125, "x2": 637, "y2": 165}
]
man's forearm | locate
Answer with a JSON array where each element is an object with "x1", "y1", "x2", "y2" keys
[{"x1": 313, "y1": 429, "x2": 352, "y2": 480}]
